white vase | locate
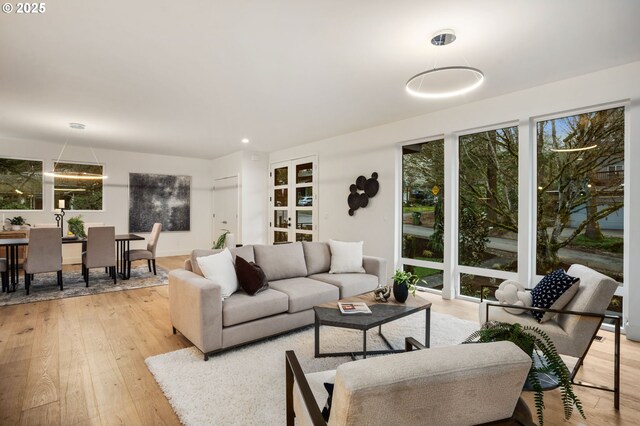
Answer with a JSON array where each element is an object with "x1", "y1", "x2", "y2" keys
[
  {"x1": 226, "y1": 233, "x2": 236, "y2": 249},
  {"x1": 12, "y1": 225, "x2": 21, "y2": 231}
]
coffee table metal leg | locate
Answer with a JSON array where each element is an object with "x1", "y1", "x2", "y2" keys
[
  {"x1": 314, "y1": 314, "x2": 320, "y2": 358},
  {"x1": 362, "y1": 329, "x2": 367, "y2": 359},
  {"x1": 425, "y1": 307, "x2": 431, "y2": 348}
]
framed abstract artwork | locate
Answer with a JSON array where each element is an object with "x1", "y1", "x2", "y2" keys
[{"x1": 129, "y1": 173, "x2": 191, "y2": 232}]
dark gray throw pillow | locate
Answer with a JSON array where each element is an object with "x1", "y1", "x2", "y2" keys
[
  {"x1": 531, "y1": 268, "x2": 579, "y2": 322},
  {"x1": 235, "y1": 255, "x2": 269, "y2": 296}
]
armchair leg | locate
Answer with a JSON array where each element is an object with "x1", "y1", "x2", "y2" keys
[
  {"x1": 128, "y1": 261, "x2": 131, "y2": 279},
  {"x1": 25, "y1": 271, "x2": 30, "y2": 295},
  {"x1": 57, "y1": 270, "x2": 63, "y2": 291},
  {"x1": 86, "y1": 269, "x2": 90, "y2": 287},
  {"x1": 152, "y1": 259, "x2": 157, "y2": 275},
  {"x1": 147, "y1": 259, "x2": 152, "y2": 272},
  {"x1": 112, "y1": 266, "x2": 117, "y2": 284}
]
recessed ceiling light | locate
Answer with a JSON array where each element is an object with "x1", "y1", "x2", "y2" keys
[{"x1": 241, "y1": 138, "x2": 250, "y2": 144}]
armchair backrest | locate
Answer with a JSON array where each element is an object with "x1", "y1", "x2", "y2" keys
[
  {"x1": 25, "y1": 227, "x2": 62, "y2": 274},
  {"x1": 556, "y1": 264, "x2": 618, "y2": 357},
  {"x1": 329, "y1": 341, "x2": 530, "y2": 426},
  {"x1": 147, "y1": 222, "x2": 162, "y2": 255}
]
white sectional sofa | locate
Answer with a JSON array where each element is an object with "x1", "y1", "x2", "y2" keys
[{"x1": 169, "y1": 241, "x2": 386, "y2": 360}]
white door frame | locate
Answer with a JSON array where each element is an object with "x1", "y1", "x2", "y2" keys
[{"x1": 213, "y1": 175, "x2": 240, "y2": 244}]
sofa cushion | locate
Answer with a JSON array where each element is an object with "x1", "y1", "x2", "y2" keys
[
  {"x1": 269, "y1": 277, "x2": 339, "y2": 313},
  {"x1": 235, "y1": 255, "x2": 269, "y2": 296},
  {"x1": 253, "y1": 242, "x2": 308, "y2": 281},
  {"x1": 329, "y1": 240, "x2": 365, "y2": 274},
  {"x1": 191, "y1": 249, "x2": 221, "y2": 276},
  {"x1": 190, "y1": 246, "x2": 255, "y2": 276},
  {"x1": 232, "y1": 245, "x2": 255, "y2": 263},
  {"x1": 196, "y1": 248, "x2": 239, "y2": 299},
  {"x1": 222, "y1": 289, "x2": 289, "y2": 327},
  {"x1": 309, "y1": 273, "x2": 378, "y2": 298},
  {"x1": 302, "y1": 242, "x2": 331, "y2": 275}
]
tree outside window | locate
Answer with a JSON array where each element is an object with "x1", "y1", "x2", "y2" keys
[{"x1": 0, "y1": 158, "x2": 43, "y2": 210}]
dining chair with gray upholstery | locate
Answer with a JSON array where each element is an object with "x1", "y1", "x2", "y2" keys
[
  {"x1": 1, "y1": 258, "x2": 8, "y2": 292},
  {"x1": 125, "y1": 222, "x2": 162, "y2": 277},
  {"x1": 82, "y1": 226, "x2": 116, "y2": 286},
  {"x1": 23, "y1": 227, "x2": 63, "y2": 295}
]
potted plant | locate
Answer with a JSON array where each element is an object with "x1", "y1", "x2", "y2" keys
[
  {"x1": 392, "y1": 269, "x2": 417, "y2": 303},
  {"x1": 213, "y1": 229, "x2": 229, "y2": 249},
  {"x1": 9, "y1": 216, "x2": 29, "y2": 230},
  {"x1": 464, "y1": 321, "x2": 585, "y2": 426},
  {"x1": 67, "y1": 215, "x2": 86, "y2": 238}
]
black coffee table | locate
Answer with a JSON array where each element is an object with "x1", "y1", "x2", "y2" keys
[{"x1": 313, "y1": 292, "x2": 431, "y2": 360}]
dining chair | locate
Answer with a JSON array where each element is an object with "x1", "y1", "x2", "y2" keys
[
  {"x1": 125, "y1": 222, "x2": 162, "y2": 277},
  {"x1": 23, "y1": 227, "x2": 63, "y2": 295},
  {"x1": 82, "y1": 226, "x2": 116, "y2": 286},
  {"x1": 1, "y1": 258, "x2": 8, "y2": 292}
]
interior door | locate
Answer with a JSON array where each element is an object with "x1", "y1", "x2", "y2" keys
[
  {"x1": 213, "y1": 176, "x2": 239, "y2": 244},
  {"x1": 269, "y1": 156, "x2": 317, "y2": 243}
]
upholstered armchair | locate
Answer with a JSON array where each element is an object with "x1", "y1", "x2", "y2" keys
[
  {"x1": 286, "y1": 339, "x2": 534, "y2": 426},
  {"x1": 125, "y1": 222, "x2": 162, "y2": 277},
  {"x1": 23, "y1": 227, "x2": 63, "y2": 294},
  {"x1": 479, "y1": 264, "x2": 621, "y2": 408},
  {"x1": 82, "y1": 226, "x2": 116, "y2": 286}
]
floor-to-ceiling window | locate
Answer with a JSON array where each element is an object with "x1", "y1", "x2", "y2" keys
[
  {"x1": 400, "y1": 139, "x2": 444, "y2": 291},
  {"x1": 458, "y1": 125, "x2": 519, "y2": 299},
  {"x1": 536, "y1": 106, "x2": 624, "y2": 321}
]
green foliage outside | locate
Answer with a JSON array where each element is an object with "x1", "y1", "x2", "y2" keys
[
  {"x1": 0, "y1": 158, "x2": 43, "y2": 210},
  {"x1": 54, "y1": 162, "x2": 104, "y2": 211},
  {"x1": 570, "y1": 235, "x2": 623, "y2": 253}
]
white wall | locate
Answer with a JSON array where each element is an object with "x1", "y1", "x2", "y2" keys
[
  {"x1": 210, "y1": 150, "x2": 269, "y2": 245},
  {"x1": 1, "y1": 138, "x2": 214, "y2": 261},
  {"x1": 270, "y1": 61, "x2": 640, "y2": 340}
]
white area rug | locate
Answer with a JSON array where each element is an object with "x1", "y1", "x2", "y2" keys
[{"x1": 146, "y1": 311, "x2": 478, "y2": 426}]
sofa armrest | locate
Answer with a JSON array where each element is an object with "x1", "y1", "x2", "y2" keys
[
  {"x1": 362, "y1": 255, "x2": 387, "y2": 286},
  {"x1": 169, "y1": 269, "x2": 223, "y2": 357}
]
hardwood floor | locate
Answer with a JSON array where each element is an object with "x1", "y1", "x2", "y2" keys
[{"x1": 0, "y1": 255, "x2": 638, "y2": 425}]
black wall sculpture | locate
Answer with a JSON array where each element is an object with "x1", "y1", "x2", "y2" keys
[{"x1": 348, "y1": 172, "x2": 379, "y2": 216}]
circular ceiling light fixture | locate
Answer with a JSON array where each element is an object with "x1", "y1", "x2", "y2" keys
[
  {"x1": 406, "y1": 30, "x2": 484, "y2": 99},
  {"x1": 241, "y1": 138, "x2": 250, "y2": 144},
  {"x1": 44, "y1": 123, "x2": 109, "y2": 180}
]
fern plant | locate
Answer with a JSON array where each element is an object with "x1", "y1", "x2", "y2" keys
[
  {"x1": 67, "y1": 215, "x2": 86, "y2": 238},
  {"x1": 212, "y1": 229, "x2": 229, "y2": 249},
  {"x1": 464, "y1": 321, "x2": 585, "y2": 426}
]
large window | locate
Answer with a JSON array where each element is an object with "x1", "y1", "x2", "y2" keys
[
  {"x1": 458, "y1": 126, "x2": 518, "y2": 298},
  {"x1": 536, "y1": 107, "x2": 624, "y2": 317},
  {"x1": 53, "y1": 162, "x2": 104, "y2": 210},
  {"x1": 401, "y1": 139, "x2": 444, "y2": 291},
  {"x1": 0, "y1": 158, "x2": 43, "y2": 210}
]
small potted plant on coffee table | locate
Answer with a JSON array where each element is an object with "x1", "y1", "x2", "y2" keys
[{"x1": 392, "y1": 269, "x2": 417, "y2": 303}]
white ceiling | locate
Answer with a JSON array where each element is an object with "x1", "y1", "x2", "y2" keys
[{"x1": 1, "y1": 0, "x2": 639, "y2": 159}]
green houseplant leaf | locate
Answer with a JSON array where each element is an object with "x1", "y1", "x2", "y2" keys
[
  {"x1": 67, "y1": 215, "x2": 86, "y2": 238},
  {"x1": 464, "y1": 321, "x2": 585, "y2": 426},
  {"x1": 213, "y1": 229, "x2": 229, "y2": 249}
]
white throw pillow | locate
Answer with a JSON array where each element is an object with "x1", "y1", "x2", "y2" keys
[
  {"x1": 495, "y1": 280, "x2": 532, "y2": 315},
  {"x1": 196, "y1": 248, "x2": 239, "y2": 299},
  {"x1": 329, "y1": 240, "x2": 365, "y2": 274}
]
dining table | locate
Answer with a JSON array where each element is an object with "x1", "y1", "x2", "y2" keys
[{"x1": 0, "y1": 233, "x2": 145, "y2": 292}]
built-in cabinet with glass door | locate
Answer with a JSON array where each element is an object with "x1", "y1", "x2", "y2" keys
[{"x1": 270, "y1": 156, "x2": 317, "y2": 243}]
